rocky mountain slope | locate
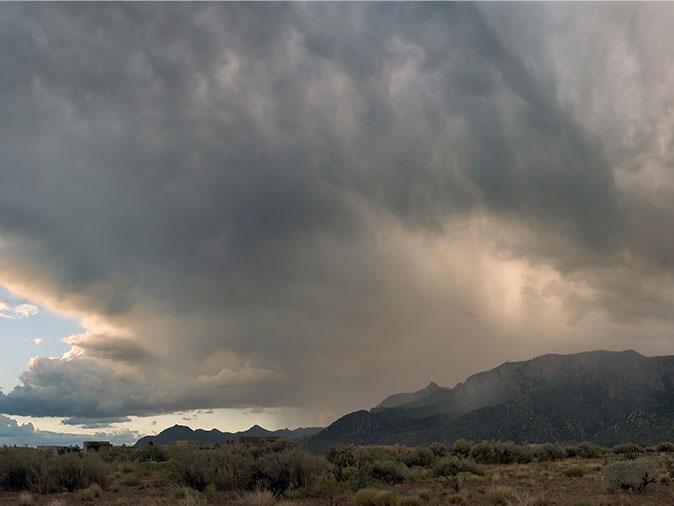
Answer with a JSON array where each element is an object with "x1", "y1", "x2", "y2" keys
[{"x1": 308, "y1": 350, "x2": 674, "y2": 451}]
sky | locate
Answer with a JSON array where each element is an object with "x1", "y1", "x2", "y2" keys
[{"x1": 3, "y1": 3, "x2": 674, "y2": 445}]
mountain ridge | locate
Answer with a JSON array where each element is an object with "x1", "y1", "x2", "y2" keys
[
  {"x1": 307, "y1": 349, "x2": 674, "y2": 452},
  {"x1": 134, "y1": 424, "x2": 322, "y2": 448}
]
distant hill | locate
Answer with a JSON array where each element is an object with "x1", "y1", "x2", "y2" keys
[
  {"x1": 134, "y1": 424, "x2": 322, "y2": 448},
  {"x1": 307, "y1": 350, "x2": 674, "y2": 452}
]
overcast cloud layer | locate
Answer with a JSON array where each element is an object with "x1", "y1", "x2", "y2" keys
[{"x1": 2, "y1": 3, "x2": 674, "y2": 425}]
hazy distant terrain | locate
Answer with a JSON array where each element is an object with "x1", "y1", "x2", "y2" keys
[
  {"x1": 308, "y1": 350, "x2": 674, "y2": 451},
  {"x1": 134, "y1": 424, "x2": 321, "y2": 447}
]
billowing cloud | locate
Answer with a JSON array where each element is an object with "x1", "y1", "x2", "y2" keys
[
  {"x1": 1, "y1": 3, "x2": 674, "y2": 424},
  {"x1": 0, "y1": 301, "x2": 38, "y2": 319}
]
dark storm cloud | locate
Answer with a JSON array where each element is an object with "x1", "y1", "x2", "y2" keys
[{"x1": 0, "y1": 3, "x2": 673, "y2": 421}]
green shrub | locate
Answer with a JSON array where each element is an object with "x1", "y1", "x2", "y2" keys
[
  {"x1": 469, "y1": 441, "x2": 534, "y2": 464},
  {"x1": 135, "y1": 444, "x2": 170, "y2": 462},
  {"x1": 121, "y1": 473, "x2": 141, "y2": 486},
  {"x1": 365, "y1": 460, "x2": 407, "y2": 484},
  {"x1": 601, "y1": 458, "x2": 657, "y2": 492},
  {"x1": 485, "y1": 485, "x2": 519, "y2": 505},
  {"x1": 354, "y1": 488, "x2": 398, "y2": 506},
  {"x1": 563, "y1": 465, "x2": 588, "y2": 478},
  {"x1": 51, "y1": 453, "x2": 110, "y2": 492},
  {"x1": 531, "y1": 443, "x2": 564, "y2": 462},
  {"x1": 326, "y1": 446, "x2": 372, "y2": 471},
  {"x1": 0, "y1": 449, "x2": 44, "y2": 491},
  {"x1": 611, "y1": 443, "x2": 641, "y2": 460},
  {"x1": 571, "y1": 443, "x2": 605, "y2": 459},
  {"x1": 429, "y1": 443, "x2": 448, "y2": 458},
  {"x1": 433, "y1": 457, "x2": 483, "y2": 492},
  {"x1": 450, "y1": 439, "x2": 471, "y2": 458},
  {"x1": 77, "y1": 483, "x2": 103, "y2": 501},
  {"x1": 402, "y1": 447, "x2": 435, "y2": 467}
]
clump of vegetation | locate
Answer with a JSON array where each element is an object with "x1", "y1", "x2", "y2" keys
[
  {"x1": 433, "y1": 457, "x2": 483, "y2": 492},
  {"x1": 52, "y1": 453, "x2": 110, "y2": 492},
  {"x1": 601, "y1": 458, "x2": 657, "y2": 493},
  {"x1": 398, "y1": 494, "x2": 423, "y2": 506},
  {"x1": 135, "y1": 443, "x2": 170, "y2": 463},
  {"x1": 0, "y1": 448, "x2": 44, "y2": 491},
  {"x1": 234, "y1": 490, "x2": 277, "y2": 506},
  {"x1": 354, "y1": 488, "x2": 398, "y2": 506},
  {"x1": 365, "y1": 460, "x2": 407, "y2": 484},
  {"x1": 450, "y1": 439, "x2": 471, "y2": 458},
  {"x1": 658, "y1": 442, "x2": 674, "y2": 453},
  {"x1": 485, "y1": 485, "x2": 519, "y2": 505},
  {"x1": 611, "y1": 443, "x2": 642, "y2": 460},
  {"x1": 77, "y1": 483, "x2": 103, "y2": 501},
  {"x1": 565, "y1": 443, "x2": 605, "y2": 459},
  {"x1": 563, "y1": 465, "x2": 589, "y2": 478},
  {"x1": 0, "y1": 448, "x2": 109, "y2": 493},
  {"x1": 401, "y1": 447, "x2": 435, "y2": 467}
]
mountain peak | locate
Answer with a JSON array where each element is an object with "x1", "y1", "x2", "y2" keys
[{"x1": 309, "y1": 349, "x2": 674, "y2": 451}]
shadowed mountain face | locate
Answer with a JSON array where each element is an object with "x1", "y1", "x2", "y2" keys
[
  {"x1": 134, "y1": 424, "x2": 322, "y2": 448},
  {"x1": 308, "y1": 350, "x2": 674, "y2": 452}
]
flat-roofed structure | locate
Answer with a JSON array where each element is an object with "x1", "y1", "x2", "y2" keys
[{"x1": 83, "y1": 441, "x2": 112, "y2": 452}]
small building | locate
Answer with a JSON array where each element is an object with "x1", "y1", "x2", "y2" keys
[{"x1": 83, "y1": 441, "x2": 112, "y2": 452}]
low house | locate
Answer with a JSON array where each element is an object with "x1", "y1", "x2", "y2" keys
[{"x1": 83, "y1": 441, "x2": 112, "y2": 452}]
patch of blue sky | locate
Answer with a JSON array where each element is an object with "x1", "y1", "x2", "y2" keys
[{"x1": 0, "y1": 285, "x2": 83, "y2": 394}]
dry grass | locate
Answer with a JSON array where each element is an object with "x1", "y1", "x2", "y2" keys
[
  {"x1": 235, "y1": 490, "x2": 278, "y2": 506},
  {"x1": 17, "y1": 492, "x2": 33, "y2": 505}
]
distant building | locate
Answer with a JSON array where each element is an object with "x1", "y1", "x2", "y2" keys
[{"x1": 83, "y1": 441, "x2": 112, "y2": 452}]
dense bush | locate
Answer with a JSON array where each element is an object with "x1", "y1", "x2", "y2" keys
[
  {"x1": 601, "y1": 458, "x2": 657, "y2": 493},
  {"x1": 470, "y1": 442, "x2": 534, "y2": 464},
  {"x1": 450, "y1": 439, "x2": 471, "y2": 458},
  {"x1": 365, "y1": 460, "x2": 407, "y2": 484},
  {"x1": 0, "y1": 449, "x2": 44, "y2": 491},
  {"x1": 433, "y1": 457, "x2": 483, "y2": 492},
  {"x1": 0, "y1": 449, "x2": 109, "y2": 493},
  {"x1": 135, "y1": 444, "x2": 169, "y2": 463},
  {"x1": 354, "y1": 488, "x2": 398, "y2": 506},
  {"x1": 169, "y1": 443, "x2": 330, "y2": 495},
  {"x1": 2, "y1": 438, "x2": 670, "y2": 499},
  {"x1": 402, "y1": 447, "x2": 435, "y2": 467},
  {"x1": 50, "y1": 453, "x2": 110, "y2": 492},
  {"x1": 611, "y1": 443, "x2": 642, "y2": 460},
  {"x1": 565, "y1": 443, "x2": 604, "y2": 459}
]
